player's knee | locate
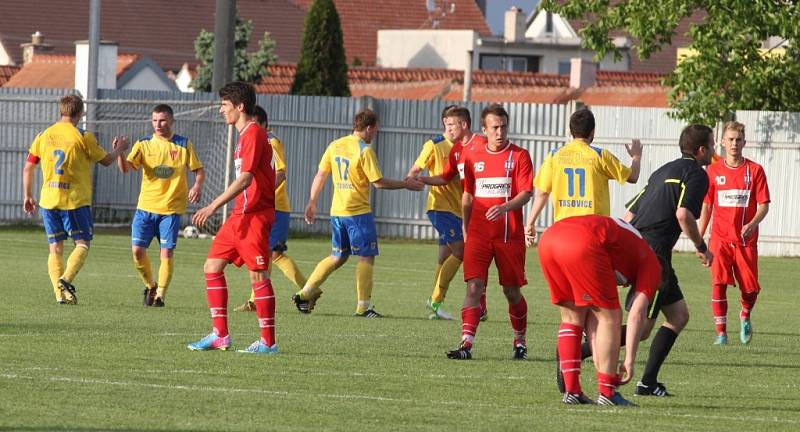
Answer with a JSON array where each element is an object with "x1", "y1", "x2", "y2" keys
[
  {"x1": 203, "y1": 259, "x2": 224, "y2": 274},
  {"x1": 132, "y1": 247, "x2": 147, "y2": 261},
  {"x1": 502, "y1": 286, "x2": 522, "y2": 303}
]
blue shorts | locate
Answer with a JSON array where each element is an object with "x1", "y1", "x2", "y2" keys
[
  {"x1": 40, "y1": 206, "x2": 94, "y2": 244},
  {"x1": 270, "y1": 210, "x2": 291, "y2": 252},
  {"x1": 330, "y1": 213, "x2": 378, "y2": 257},
  {"x1": 131, "y1": 209, "x2": 181, "y2": 250},
  {"x1": 427, "y1": 211, "x2": 463, "y2": 245}
]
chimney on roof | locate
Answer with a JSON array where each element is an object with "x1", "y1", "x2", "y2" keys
[
  {"x1": 21, "y1": 31, "x2": 54, "y2": 64},
  {"x1": 569, "y1": 58, "x2": 596, "y2": 89},
  {"x1": 504, "y1": 6, "x2": 526, "y2": 43},
  {"x1": 74, "y1": 40, "x2": 118, "y2": 97}
]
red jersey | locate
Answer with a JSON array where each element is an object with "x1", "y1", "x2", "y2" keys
[
  {"x1": 233, "y1": 122, "x2": 275, "y2": 214},
  {"x1": 463, "y1": 142, "x2": 533, "y2": 241},
  {"x1": 704, "y1": 159, "x2": 770, "y2": 246},
  {"x1": 441, "y1": 133, "x2": 488, "y2": 185}
]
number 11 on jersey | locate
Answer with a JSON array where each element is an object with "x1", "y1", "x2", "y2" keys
[{"x1": 564, "y1": 167, "x2": 586, "y2": 197}]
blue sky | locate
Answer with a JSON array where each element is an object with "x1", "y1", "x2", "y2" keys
[{"x1": 485, "y1": 0, "x2": 540, "y2": 35}]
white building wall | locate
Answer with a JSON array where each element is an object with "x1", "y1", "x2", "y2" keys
[
  {"x1": 377, "y1": 30, "x2": 477, "y2": 70},
  {"x1": 75, "y1": 41, "x2": 117, "y2": 96},
  {"x1": 119, "y1": 67, "x2": 173, "y2": 91}
]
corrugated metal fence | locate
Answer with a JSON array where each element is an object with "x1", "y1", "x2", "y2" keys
[{"x1": 1, "y1": 88, "x2": 797, "y2": 255}]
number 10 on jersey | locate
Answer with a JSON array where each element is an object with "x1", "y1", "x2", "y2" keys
[{"x1": 563, "y1": 167, "x2": 586, "y2": 197}]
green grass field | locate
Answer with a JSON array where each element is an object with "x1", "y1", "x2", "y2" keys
[{"x1": 2, "y1": 226, "x2": 799, "y2": 431}]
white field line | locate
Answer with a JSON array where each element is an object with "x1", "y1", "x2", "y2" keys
[{"x1": 2, "y1": 372, "x2": 799, "y2": 424}]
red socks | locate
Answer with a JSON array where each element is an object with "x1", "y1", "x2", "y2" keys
[
  {"x1": 253, "y1": 279, "x2": 276, "y2": 347},
  {"x1": 508, "y1": 296, "x2": 527, "y2": 346},
  {"x1": 205, "y1": 272, "x2": 228, "y2": 338},
  {"x1": 558, "y1": 323, "x2": 583, "y2": 394},
  {"x1": 479, "y1": 293, "x2": 487, "y2": 315},
  {"x1": 596, "y1": 372, "x2": 619, "y2": 398},
  {"x1": 740, "y1": 290, "x2": 758, "y2": 320},
  {"x1": 712, "y1": 283, "x2": 728, "y2": 334},
  {"x1": 460, "y1": 306, "x2": 481, "y2": 348}
]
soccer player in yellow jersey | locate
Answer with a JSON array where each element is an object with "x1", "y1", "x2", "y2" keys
[
  {"x1": 293, "y1": 109, "x2": 423, "y2": 317},
  {"x1": 525, "y1": 107, "x2": 642, "y2": 245},
  {"x1": 22, "y1": 94, "x2": 129, "y2": 304},
  {"x1": 235, "y1": 106, "x2": 307, "y2": 312},
  {"x1": 116, "y1": 104, "x2": 205, "y2": 307},
  {"x1": 407, "y1": 105, "x2": 463, "y2": 320}
]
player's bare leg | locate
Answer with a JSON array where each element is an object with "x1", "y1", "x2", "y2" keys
[{"x1": 591, "y1": 307, "x2": 636, "y2": 406}]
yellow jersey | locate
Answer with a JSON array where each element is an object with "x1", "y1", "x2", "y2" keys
[
  {"x1": 28, "y1": 121, "x2": 107, "y2": 210},
  {"x1": 270, "y1": 131, "x2": 291, "y2": 212},
  {"x1": 534, "y1": 138, "x2": 631, "y2": 221},
  {"x1": 414, "y1": 134, "x2": 462, "y2": 217},
  {"x1": 319, "y1": 134, "x2": 383, "y2": 217},
  {"x1": 127, "y1": 133, "x2": 203, "y2": 214}
]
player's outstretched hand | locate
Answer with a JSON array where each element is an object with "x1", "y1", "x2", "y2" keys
[
  {"x1": 188, "y1": 185, "x2": 202, "y2": 204},
  {"x1": 405, "y1": 177, "x2": 424, "y2": 191},
  {"x1": 696, "y1": 249, "x2": 713, "y2": 267},
  {"x1": 304, "y1": 202, "x2": 316, "y2": 225},
  {"x1": 485, "y1": 204, "x2": 507, "y2": 221},
  {"x1": 618, "y1": 360, "x2": 634, "y2": 385},
  {"x1": 524, "y1": 224, "x2": 536, "y2": 247},
  {"x1": 626, "y1": 138, "x2": 643, "y2": 158},
  {"x1": 192, "y1": 205, "x2": 215, "y2": 228},
  {"x1": 113, "y1": 136, "x2": 130, "y2": 152},
  {"x1": 23, "y1": 196, "x2": 36, "y2": 215}
]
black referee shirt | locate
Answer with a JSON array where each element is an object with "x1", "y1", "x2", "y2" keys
[{"x1": 626, "y1": 156, "x2": 709, "y2": 249}]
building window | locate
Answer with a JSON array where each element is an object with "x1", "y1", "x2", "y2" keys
[
  {"x1": 480, "y1": 54, "x2": 539, "y2": 73},
  {"x1": 558, "y1": 59, "x2": 571, "y2": 75},
  {"x1": 545, "y1": 12, "x2": 553, "y2": 34}
]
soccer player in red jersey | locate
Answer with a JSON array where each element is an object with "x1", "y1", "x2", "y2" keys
[
  {"x1": 187, "y1": 82, "x2": 278, "y2": 354},
  {"x1": 445, "y1": 104, "x2": 533, "y2": 360},
  {"x1": 419, "y1": 106, "x2": 491, "y2": 321},
  {"x1": 699, "y1": 121, "x2": 770, "y2": 345},
  {"x1": 538, "y1": 215, "x2": 660, "y2": 406}
]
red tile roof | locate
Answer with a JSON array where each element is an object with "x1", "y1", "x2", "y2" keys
[
  {"x1": 0, "y1": 0, "x2": 307, "y2": 70},
  {"x1": 255, "y1": 63, "x2": 669, "y2": 107},
  {"x1": 3, "y1": 53, "x2": 140, "y2": 88},
  {"x1": 289, "y1": 0, "x2": 491, "y2": 65},
  {"x1": 0, "y1": 65, "x2": 21, "y2": 86}
]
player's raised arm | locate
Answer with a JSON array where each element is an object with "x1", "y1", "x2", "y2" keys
[
  {"x1": 98, "y1": 136, "x2": 130, "y2": 167},
  {"x1": 625, "y1": 138, "x2": 643, "y2": 183}
]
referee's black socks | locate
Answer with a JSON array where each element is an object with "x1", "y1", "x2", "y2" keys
[{"x1": 641, "y1": 326, "x2": 679, "y2": 385}]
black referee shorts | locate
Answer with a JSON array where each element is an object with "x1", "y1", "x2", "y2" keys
[{"x1": 625, "y1": 241, "x2": 684, "y2": 319}]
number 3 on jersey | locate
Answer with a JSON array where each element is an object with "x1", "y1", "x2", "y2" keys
[
  {"x1": 563, "y1": 167, "x2": 585, "y2": 197},
  {"x1": 335, "y1": 156, "x2": 350, "y2": 180},
  {"x1": 53, "y1": 149, "x2": 66, "y2": 175}
]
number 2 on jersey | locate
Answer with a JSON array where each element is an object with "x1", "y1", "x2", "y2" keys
[
  {"x1": 335, "y1": 156, "x2": 350, "y2": 180},
  {"x1": 563, "y1": 167, "x2": 586, "y2": 197},
  {"x1": 53, "y1": 149, "x2": 66, "y2": 175}
]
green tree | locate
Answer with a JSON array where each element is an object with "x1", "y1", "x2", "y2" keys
[
  {"x1": 541, "y1": 0, "x2": 800, "y2": 124},
  {"x1": 191, "y1": 17, "x2": 278, "y2": 92},
  {"x1": 291, "y1": 0, "x2": 350, "y2": 96}
]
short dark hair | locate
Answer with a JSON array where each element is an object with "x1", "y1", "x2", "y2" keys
[
  {"x1": 59, "y1": 94, "x2": 83, "y2": 118},
  {"x1": 152, "y1": 104, "x2": 174, "y2": 118},
  {"x1": 569, "y1": 108, "x2": 595, "y2": 138},
  {"x1": 679, "y1": 124, "x2": 714, "y2": 155},
  {"x1": 353, "y1": 108, "x2": 378, "y2": 131},
  {"x1": 254, "y1": 105, "x2": 268, "y2": 127},
  {"x1": 218, "y1": 81, "x2": 256, "y2": 115},
  {"x1": 445, "y1": 106, "x2": 471, "y2": 128},
  {"x1": 480, "y1": 104, "x2": 509, "y2": 127},
  {"x1": 441, "y1": 104, "x2": 458, "y2": 120}
]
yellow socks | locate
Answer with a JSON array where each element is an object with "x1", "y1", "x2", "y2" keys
[
  {"x1": 355, "y1": 260, "x2": 374, "y2": 314},
  {"x1": 157, "y1": 256, "x2": 173, "y2": 298},
  {"x1": 62, "y1": 244, "x2": 88, "y2": 283},
  {"x1": 433, "y1": 255, "x2": 462, "y2": 304},
  {"x1": 301, "y1": 256, "x2": 339, "y2": 298},
  {"x1": 133, "y1": 253, "x2": 155, "y2": 288},
  {"x1": 48, "y1": 253, "x2": 65, "y2": 301},
  {"x1": 430, "y1": 264, "x2": 444, "y2": 304},
  {"x1": 273, "y1": 253, "x2": 307, "y2": 288}
]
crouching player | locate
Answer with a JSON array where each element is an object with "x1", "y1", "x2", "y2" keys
[
  {"x1": 187, "y1": 82, "x2": 278, "y2": 354},
  {"x1": 537, "y1": 215, "x2": 660, "y2": 406}
]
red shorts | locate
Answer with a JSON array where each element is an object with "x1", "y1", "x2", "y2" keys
[
  {"x1": 208, "y1": 210, "x2": 274, "y2": 271},
  {"x1": 710, "y1": 237, "x2": 760, "y2": 294},
  {"x1": 463, "y1": 238, "x2": 527, "y2": 287},
  {"x1": 538, "y1": 230, "x2": 620, "y2": 309}
]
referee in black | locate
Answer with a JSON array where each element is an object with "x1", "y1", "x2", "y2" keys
[{"x1": 624, "y1": 124, "x2": 715, "y2": 397}]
